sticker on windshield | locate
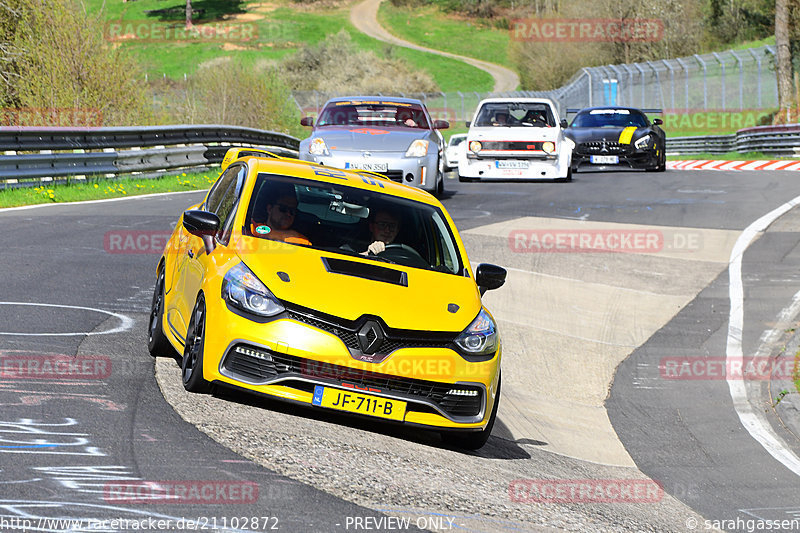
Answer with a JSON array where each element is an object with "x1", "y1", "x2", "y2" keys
[
  {"x1": 590, "y1": 109, "x2": 630, "y2": 114},
  {"x1": 255, "y1": 225, "x2": 271, "y2": 235}
]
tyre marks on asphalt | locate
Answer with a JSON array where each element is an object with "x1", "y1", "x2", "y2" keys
[{"x1": 462, "y1": 216, "x2": 744, "y2": 466}]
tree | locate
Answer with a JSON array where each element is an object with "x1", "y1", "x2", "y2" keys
[{"x1": 185, "y1": 0, "x2": 192, "y2": 29}]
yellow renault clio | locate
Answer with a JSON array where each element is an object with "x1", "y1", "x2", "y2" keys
[{"x1": 148, "y1": 150, "x2": 506, "y2": 449}]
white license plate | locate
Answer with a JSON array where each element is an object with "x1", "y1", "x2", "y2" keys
[
  {"x1": 590, "y1": 155, "x2": 619, "y2": 164},
  {"x1": 345, "y1": 162, "x2": 388, "y2": 172},
  {"x1": 495, "y1": 160, "x2": 529, "y2": 169}
]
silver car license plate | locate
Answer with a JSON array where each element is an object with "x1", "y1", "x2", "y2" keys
[
  {"x1": 345, "y1": 162, "x2": 389, "y2": 172},
  {"x1": 590, "y1": 155, "x2": 619, "y2": 164}
]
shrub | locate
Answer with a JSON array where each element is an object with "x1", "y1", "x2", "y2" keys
[
  {"x1": 280, "y1": 29, "x2": 439, "y2": 94},
  {"x1": 170, "y1": 58, "x2": 303, "y2": 137},
  {"x1": 1, "y1": 0, "x2": 153, "y2": 126}
]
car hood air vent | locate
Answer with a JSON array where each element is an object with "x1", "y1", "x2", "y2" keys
[{"x1": 322, "y1": 257, "x2": 408, "y2": 287}]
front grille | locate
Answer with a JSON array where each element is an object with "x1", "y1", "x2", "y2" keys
[
  {"x1": 381, "y1": 170, "x2": 404, "y2": 183},
  {"x1": 284, "y1": 308, "x2": 454, "y2": 356},
  {"x1": 481, "y1": 141, "x2": 543, "y2": 151},
  {"x1": 222, "y1": 344, "x2": 483, "y2": 417},
  {"x1": 577, "y1": 141, "x2": 630, "y2": 154}
]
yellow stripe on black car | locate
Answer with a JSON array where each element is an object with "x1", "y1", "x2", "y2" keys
[{"x1": 618, "y1": 126, "x2": 637, "y2": 144}]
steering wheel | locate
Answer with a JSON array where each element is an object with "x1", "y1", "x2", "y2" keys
[{"x1": 379, "y1": 244, "x2": 429, "y2": 268}]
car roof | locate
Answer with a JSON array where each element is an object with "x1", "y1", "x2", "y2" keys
[
  {"x1": 323, "y1": 96, "x2": 425, "y2": 106},
  {"x1": 239, "y1": 156, "x2": 440, "y2": 206}
]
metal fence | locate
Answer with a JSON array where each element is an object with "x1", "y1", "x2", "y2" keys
[{"x1": 290, "y1": 44, "x2": 780, "y2": 122}]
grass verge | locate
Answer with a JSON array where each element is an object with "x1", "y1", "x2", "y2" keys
[{"x1": 0, "y1": 171, "x2": 214, "y2": 208}]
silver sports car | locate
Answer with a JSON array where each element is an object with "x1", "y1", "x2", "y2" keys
[{"x1": 299, "y1": 97, "x2": 449, "y2": 196}]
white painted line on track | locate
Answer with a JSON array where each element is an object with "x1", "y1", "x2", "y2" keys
[
  {"x1": 0, "y1": 302, "x2": 134, "y2": 336},
  {"x1": 0, "y1": 189, "x2": 206, "y2": 213},
  {"x1": 726, "y1": 195, "x2": 800, "y2": 478}
]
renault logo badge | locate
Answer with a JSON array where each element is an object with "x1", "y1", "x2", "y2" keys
[{"x1": 357, "y1": 321, "x2": 385, "y2": 355}]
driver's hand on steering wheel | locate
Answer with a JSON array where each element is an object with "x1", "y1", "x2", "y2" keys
[{"x1": 366, "y1": 240, "x2": 386, "y2": 255}]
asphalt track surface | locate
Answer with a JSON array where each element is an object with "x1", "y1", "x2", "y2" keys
[{"x1": 1, "y1": 168, "x2": 800, "y2": 532}]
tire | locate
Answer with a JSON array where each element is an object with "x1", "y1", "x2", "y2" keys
[
  {"x1": 148, "y1": 265, "x2": 176, "y2": 358},
  {"x1": 441, "y1": 374, "x2": 501, "y2": 450},
  {"x1": 182, "y1": 294, "x2": 212, "y2": 393}
]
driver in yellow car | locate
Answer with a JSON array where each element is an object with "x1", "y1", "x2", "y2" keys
[
  {"x1": 251, "y1": 186, "x2": 311, "y2": 246},
  {"x1": 363, "y1": 209, "x2": 400, "y2": 255}
]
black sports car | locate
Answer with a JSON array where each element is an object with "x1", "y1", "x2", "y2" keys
[{"x1": 564, "y1": 107, "x2": 666, "y2": 172}]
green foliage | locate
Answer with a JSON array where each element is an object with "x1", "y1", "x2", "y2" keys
[
  {"x1": 280, "y1": 29, "x2": 439, "y2": 94},
  {"x1": 2, "y1": 0, "x2": 153, "y2": 126}
]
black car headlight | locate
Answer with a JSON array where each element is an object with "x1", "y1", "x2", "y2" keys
[
  {"x1": 634, "y1": 134, "x2": 652, "y2": 150},
  {"x1": 222, "y1": 263, "x2": 284, "y2": 317},
  {"x1": 454, "y1": 309, "x2": 499, "y2": 356}
]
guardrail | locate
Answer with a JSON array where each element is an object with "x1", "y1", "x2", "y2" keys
[
  {"x1": 0, "y1": 125, "x2": 300, "y2": 188},
  {"x1": 667, "y1": 123, "x2": 800, "y2": 157}
]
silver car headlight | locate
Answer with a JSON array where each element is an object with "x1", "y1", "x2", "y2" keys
[
  {"x1": 454, "y1": 309, "x2": 498, "y2": 356},
  {"x1": 634, "y1": 135, "x2": 651, "y2": 150},
  {"x1": 222, "y1": 263, "x2": 284, "y2": 317},
  {"x1": 309, "y1": 138, "x2": 329, "y2": 156},
  {"x1": 405, "y1": 140, "x2": 429, "y2": 157}
]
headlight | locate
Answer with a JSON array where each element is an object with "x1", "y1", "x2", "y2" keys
[
  {"x1": 454, "y1": 309, "x2": 498, "y2": 356},
  {"x1": 469, "y1": 140, "x2": 482, "y2": 153},
  {"x1": 542, "y1": 141, "x2": 556, "y2": 154},
  {"x1": 405, "y1": 140, "x2": 429, "y2": 157},
  {"x1": 634, "y1": 135, "x2": 651, "y2": 150},
  {"x1": 221, "y1": 263, "x2": 284, "y2": 317},
  {"x1": 309, "y1": 138, "x2": 329, "y2": 156}
]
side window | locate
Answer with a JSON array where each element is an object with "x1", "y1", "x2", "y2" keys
[
  {"x1": 205, "y1": 165, "x2": 240, "y2": 213},
  {"x1": 213, "y1": 165, "x2": 248, "y2": 245}
]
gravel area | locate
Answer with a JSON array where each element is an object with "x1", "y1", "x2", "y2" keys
[{"x1": 156, "y1": 358, "x2": 709, "y2": 533}]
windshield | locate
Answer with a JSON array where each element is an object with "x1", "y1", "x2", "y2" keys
[
  {"x1": 571, "y1": 109, "x2": 649, "y2": 128},
  {"x1": 245, "y1": 173, "x2": 463, "y2": 275},
  {"x1": 317, "y1": 100, "x2": 430, "y2": 129},
  {"x1": 474, "y1": 102, "x2": 555, "y2": 127},
  {"x1": 449, "y1": 135, "x2": 466, "y2": 147}
]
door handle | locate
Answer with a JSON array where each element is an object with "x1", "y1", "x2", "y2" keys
[{"x1": 188, "y1": 249, "x2": 194, "y2": 258}]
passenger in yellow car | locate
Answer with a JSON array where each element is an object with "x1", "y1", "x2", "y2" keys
[
  {"x1": 251, "y1": 188, "x2": 311, "y2": 245},
  {"x1": 363, "y1": 209, "x2": 400, "y2": 255}
]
